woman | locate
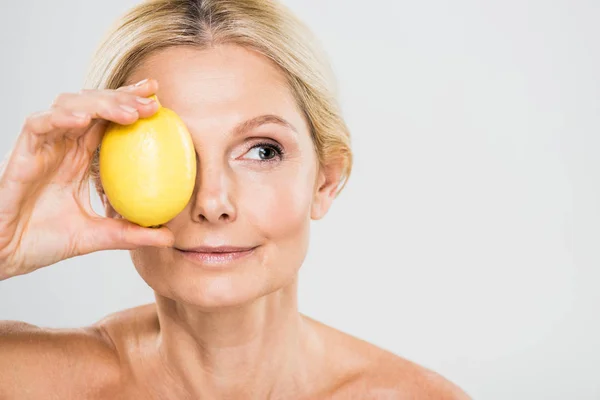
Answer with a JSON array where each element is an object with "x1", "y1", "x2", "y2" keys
[{"x1": 0, "y1": 0, "x2": 470, "y2": 398}]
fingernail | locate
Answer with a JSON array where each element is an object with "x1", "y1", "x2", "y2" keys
[
  {"x1": 136, "y1": 96, "x2": 154, "y2": 105},
  {"x1": 134, "y1": 78, "x2": 149, "y2": 87},
  {"x1": 72, "y1": 111, "x2": 88, "y2": 119},
  {"x1": 119, "y1": 104, "x2": 137, "y2": 113}
]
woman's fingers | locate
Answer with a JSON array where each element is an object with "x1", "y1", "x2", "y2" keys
[
  {"x1": 23, "y1": 108, "x2": 91, "y2": 135},
  {"x1": 79, "y1": 217, "x2": 175, "y2": 254},
  {"x1": 51, "y1": 81, "x2": 159, "y2": 127},
  {"x1": 20, "y1": 108, "x2": 93, "y2": 151},
  {"x1": 16, "y1": 78, "x2": 159, "y2": 155},
  {"x1": 115, "y1": 77, "x2": 156, "y2": 93}
]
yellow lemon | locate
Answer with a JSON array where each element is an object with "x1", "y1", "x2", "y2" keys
[{"x1": 99, "y1": 95, "x2": 196, "y2": 227}]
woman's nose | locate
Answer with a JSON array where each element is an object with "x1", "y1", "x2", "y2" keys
[{"x1": 190, "y1": 160, "x2": 236, "y2": 224}]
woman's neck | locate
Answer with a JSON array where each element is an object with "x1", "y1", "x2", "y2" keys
[{"x1": 153, "y1": 278, "x2": 318, "y2": 399}]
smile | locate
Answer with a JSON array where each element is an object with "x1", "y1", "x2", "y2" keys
[{"x1": 174, "y1": 246, "x2": 258, "y2": 267}]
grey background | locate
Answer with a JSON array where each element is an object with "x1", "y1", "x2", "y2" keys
[{"x1": 1, "y1": 0, "x2": 599, "y2": 398}]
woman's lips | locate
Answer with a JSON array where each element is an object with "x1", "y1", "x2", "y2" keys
[{"x1": 174, "y1": 246, "x2": 258, "y2": 266}]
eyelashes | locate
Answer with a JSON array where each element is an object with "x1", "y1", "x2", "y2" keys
[
  {"x1": 244, "y1": 141, "x2": 285, "y2": 162},
  {"x1": 192, "y1": 139, "x2": 286, "y2": 164}
]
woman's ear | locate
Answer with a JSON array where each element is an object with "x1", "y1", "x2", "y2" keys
[{"x1": 311, "y1": 161, "x2": 344, "y2": 220}]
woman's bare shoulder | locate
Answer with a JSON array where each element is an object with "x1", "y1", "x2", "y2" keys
[
  {"x1": 0, "y1": 318, "x2": 123, "y2": 399},
  {"x1": 0, "y1": 304, "x2": 155, "y2": 399},
  {"x1": 90, "y1": 302, "x2": 158, "y2": 348},
  {"x1": 303, "y1": 315, "x2": 471, "y2": 400}
]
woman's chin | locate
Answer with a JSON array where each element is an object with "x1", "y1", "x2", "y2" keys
[
  {"x1": 177, "y1": 291, "x2": 259, "y2": 310},
  {"x1": 133, "y1": 245, "x2": 297, "y2": 310},
  {"x1": 148, "y1": 267, "x2": 272, "y2": 310}
]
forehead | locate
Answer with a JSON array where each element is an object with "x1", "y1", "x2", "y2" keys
[{"x1": 125, "y1": 44, "x2": 308, "y2": 136}]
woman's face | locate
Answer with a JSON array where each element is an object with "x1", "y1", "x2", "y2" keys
[{"x1": 108, "y1": 44, "x2": 338, "y2": 309}]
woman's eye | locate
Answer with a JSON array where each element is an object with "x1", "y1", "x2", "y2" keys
[{"x1": 243, "y1": 143, "x2": 283, "y2": 161}]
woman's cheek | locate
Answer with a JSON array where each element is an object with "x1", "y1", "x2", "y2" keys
[{"x1": 242, "y1": 168, "x2": 313, "y2": 235}]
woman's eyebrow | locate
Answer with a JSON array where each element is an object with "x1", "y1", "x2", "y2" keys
[{"x1": 233, "y1": 114, "x2": 297, "y2": 136}]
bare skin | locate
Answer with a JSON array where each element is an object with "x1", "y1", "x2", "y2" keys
[{"x1": 0, "y1": 44, "x2": 470, "y2": 399}]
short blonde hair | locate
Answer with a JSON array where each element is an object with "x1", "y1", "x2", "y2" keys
[{"x1": 85, "y1": 0, "x2": 352, "y2": 196}]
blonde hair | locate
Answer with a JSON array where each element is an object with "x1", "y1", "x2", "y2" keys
[{"x1": 85, "y1": 0, "x2": 352, "y2": 196}]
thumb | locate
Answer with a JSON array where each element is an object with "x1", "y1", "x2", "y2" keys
[{"x1": 81, "y1": 217, "x2": 175, "y2": 253}]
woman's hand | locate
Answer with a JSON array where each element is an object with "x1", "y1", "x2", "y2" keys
[{"x1": 0, "y1": 79, "x2": 174, "y2": 280}]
